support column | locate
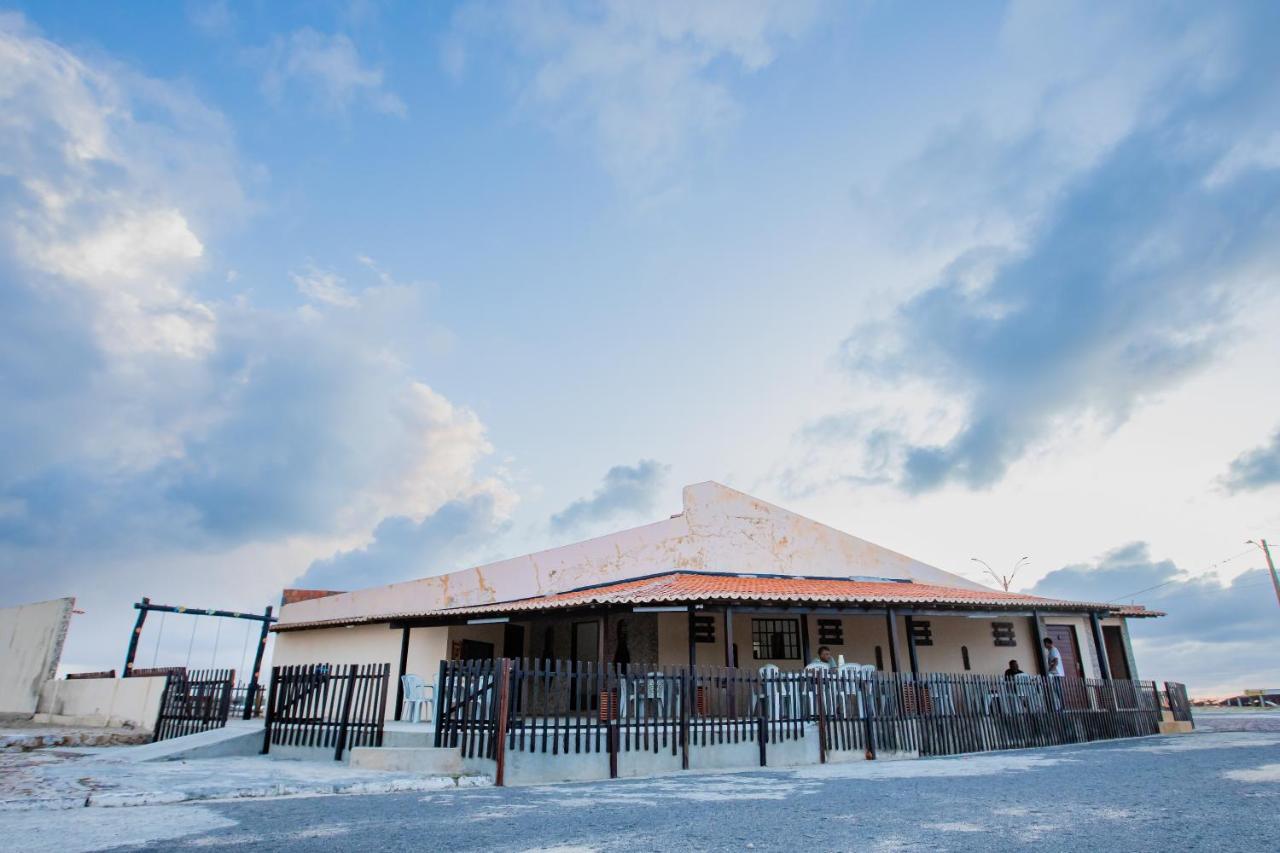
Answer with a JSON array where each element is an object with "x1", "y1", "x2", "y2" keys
[
  {"x1": 903, "y1": 615, "x2": 920, "y2": 675},
  {"x1": 885, "y1": 609, "x2": 901, "y2": 674},
  {"x1": 597, "y1": 616, "x2": 606, "y2": 665},
  {"x1": 394, "y1": 626, "x2": 411, "y2": 721},
  {"x1": 723, "y1": 607, "x2": 735, "y2": 668},
  {"x1": 243, "y1": 605, "x2": 273, "y2": 720},
  {"x1": 122, "y1": 597, "x2": 150, "y2": 677},
  {"x1": 1088, "y1": 612, "x2": 1111, "y2": 680},
  {"x1": 1030, "y1": 611, "x2": 1047, "y2": 676},
  {"x1": 800, "y1": 613, "x2": 812, "y2": 664},
  {"x1": 686, "y1": 605, "x2": 697, "y2": 668}
]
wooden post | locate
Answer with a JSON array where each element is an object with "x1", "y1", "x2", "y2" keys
[
  {"x1": 597, "y1": 616, "x2": 607, "y2": 665},
  {"x1": 432, "y1": 659, "x2": 448, "y2": 748},
  {"x1": 723, "y1": 607, "x2": 735, "y2": 668},
  {"x1": 680, "y1": 667, "x2": 690, "y2": 770},
  {"x1": 814, "y1": 670, "x2": 828, "y2": 764},
  {"x1": 1089, "y1": 612, "x2": 1111, "y2": 681},
  {"x1": 494, "y1": 658, "x2": 512, "y2": 787},
  {"x1": 334, "y1": 666, "x2": 358, "y2": 761},
  {"x1": 243, "y1": 605, "x2": 273, "y2": 720},
  {"x1": 904, "y1": 615, "x2": 920, "y2": 675},
  {"x1": 1030, "y1": 611, "x2": 1048, "y2": 676},
  {"x1": 123, "y1": 598, "x2": 150, "y2": 677},
  {"x1": 394, "y1": 627, "x2": 411, "y2": 721},
  {"x1": 885, "y1": 609, "x2": 901, "y2": 674},
  {"x1": 686, "y1": 605, "x2": 697, "y2": 668},
  {"x1": 800, "y1": 613, "x2": 812, "y2": 665},
  {"x1": 260, "y1": 665, "x2": 280, "y2": 755}
]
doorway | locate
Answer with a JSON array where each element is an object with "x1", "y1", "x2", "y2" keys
[
  {"x1": 569, "y1": 620, "x2": 601, "y2": 712},
  {"x1": 1045, "y1": 624, "x2": 1085, "y2": 678},
  {"x1": 1102, "y1": 625, "x2": 1131, "y2": 680}
]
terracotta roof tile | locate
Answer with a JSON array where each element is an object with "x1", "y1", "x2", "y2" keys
[{"x1": 274, "y1": 571, "x2": 1161, "y2": 631}]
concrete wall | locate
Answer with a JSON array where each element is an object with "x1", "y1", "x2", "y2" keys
[
  {"x1": 0, "y1": 597, "x2": 74, "y2": 715},
  {"x1": 277, "y1": 481, "x2": 988, "y2": 629},
  {"x1": 34, "y1": 675, "x2": 167, "y2": 729}
]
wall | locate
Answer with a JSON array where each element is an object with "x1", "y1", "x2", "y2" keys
[
  {"x1": 34, "y1": 675, "x2": 167, "y2": 729},
  {"x1": 277, "y1": 481, "x2": 989, "y2": 629},
  {"x1": 908, "y1": 616, "x2": 1039, "y2": 676},
  {"x1": 0, "y1": 597, "x2": 74, "y2": 715}
]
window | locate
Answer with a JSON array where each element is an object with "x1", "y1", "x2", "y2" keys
[
  {"x1": 752, "y1": 618, "x2": 801, "y2": 660},
  {"x1": 992, "y1": 622, "x2": 1017, "y2": 647},
  {"x1": 874, "y1": 646, "x2": 884, "y2": 670},
  {"x1": 816, "y1": 618, "x2": 843, "y2": 644},
  {"x1": 961, "y1": 645, "x2": 971, "y2": 671}
]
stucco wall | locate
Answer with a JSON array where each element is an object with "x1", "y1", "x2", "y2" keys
[
  {"x1": 0, "y1": 597, "x2": 74, "y2": 715},
  {"x1": 277, "y1": 482, "x2": 988, "y2": 629},
  {"x1": 34, "y1": 675, "x2": 166, "y2": 729}
]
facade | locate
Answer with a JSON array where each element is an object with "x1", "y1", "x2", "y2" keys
[{"x1": 273, "y1": 482, "x2": 1159, "y2": 719}]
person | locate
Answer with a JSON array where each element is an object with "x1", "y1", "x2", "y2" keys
[
  {"x1": 1043, "y1": 637, "x2": 1065, "y2": 709},
  {"x1": 809, "y1": 646, "x2": 838, "y2": 670},
  {"x1": 1004, "y1": 660, "x2": 1023, "y2": 679}
]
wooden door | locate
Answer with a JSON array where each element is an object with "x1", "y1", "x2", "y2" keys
[
  {"x1": 1045, "y1": 624, "x2": 1084, "y2": 678},
  {"x1": 503, "y1": 623, "x2": 525, "y2": 660},
  {"x1": 1103, "y1": 626, "x2": 1131, "y2": 680}
]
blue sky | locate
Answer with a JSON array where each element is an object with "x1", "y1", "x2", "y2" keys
[{"x1": 2, "y1": 1, "x2": 1278, "y2": 694}]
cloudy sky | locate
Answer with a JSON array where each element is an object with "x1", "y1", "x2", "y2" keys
[{"x1": 2, "y1": 1, "x2": 1277, "y2": 696}]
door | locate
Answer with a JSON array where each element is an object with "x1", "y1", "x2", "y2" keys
[
  {"x1": 503, "y1": 623, "x2": 526, "y2": 661},
  {"x1": 459, "y1": 640, "x2": 494, "y2": 660},
  {"x1": 1103, "y1": 626, "x2": 1131, "y2": 680},
  {"x1": 1045, "y1": 624, "x2": 1085, "y2": 677},
  {"x1": 569, "y1": 621, "x2": 601, "y2": 712}
]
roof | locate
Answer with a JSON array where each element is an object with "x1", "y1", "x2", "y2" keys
[
  {"x1": 273, "y1": 570, "x2": 1160, "y2": 632},
  {"x1": 281, "y1": 588, "x2": 345, "y2": 606}
]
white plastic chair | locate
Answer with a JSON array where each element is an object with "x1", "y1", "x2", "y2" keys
[
  {"x1": 756, "y1": 664, "x2": 791, "y2": 719},
  {"x1": 629, "y1": 672, "x2": 678, "y2": 718},
  {"x1": 401, "y1": 674, "x2": 434, "y2": 723},
  {"x1": 836, "y1": 663, "x2": 866, "y2": 717}
]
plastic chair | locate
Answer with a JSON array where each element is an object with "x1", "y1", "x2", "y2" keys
[
  {"x1": 629, "y1": 671, "x2": 678, "y2": 718},
  {"x1": 756, "y1": 664, "x2": 791, "y2": 719},
  {"x1": 400, "y1": 674, "x2": 433, "y2": 723}
]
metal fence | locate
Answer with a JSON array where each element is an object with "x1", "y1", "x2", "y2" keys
[
  {"x1": 435, "y1": 659, "x2": 1168, "y2": 784},
  {"x1": 1163, "y1": 681, "x2": 1194, "y2": 725},
  {"x1": 153, "y1": 668, "x2": 235, "y2": 742},
  {"x1": 262, "y1": 663, "x2": 390, "y2": 761}
]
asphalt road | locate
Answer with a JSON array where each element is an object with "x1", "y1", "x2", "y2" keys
[{"x1": 21, "y1": 726, "x2": 1280, "y2": 852}]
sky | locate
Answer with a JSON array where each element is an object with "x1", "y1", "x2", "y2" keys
[{"x1": 1, "y1": 1, "x2": 1278, "y2": 697}]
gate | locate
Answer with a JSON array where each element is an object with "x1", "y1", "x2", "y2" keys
[
  {"x1": 262, "y1": 663, "x2": 390, "y2": 760},
  {"x1": 153, "y1": 668, "x2": 235, "y2": 742}
]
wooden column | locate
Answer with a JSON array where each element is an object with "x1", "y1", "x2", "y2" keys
[
  {"x1": 1030, "y1": 611, "x2": 1048, "y2": 676},
  {"x1": 800, "y1": 613, "x2": 812, "y2": 664},
  {"x1": 723, "y1": 606, "x2": 735, "y2": 668},
  {"x1": 687, "y1": 605, "x2": 697, "y2": 668},
  {"x1": 122, "y1": 597, "x2": 150, "y2": 677},
  {"x1": 597, "y1": 616, "x2": 607, "y2": 665},
  {"x1": 903, "y1": 615, "x2": 920, "y2": 675},
  {"x1": 1089, "y1": 612, "x2": 1111, "y2": 680},
  {"x1": 885, "y1": 609, "x2": 901, "y2": 674},
  {"x1": 394, "y1": 626, "x2": 411, "y2": 721},
  {"x1": 243, "y1": 605, "x2": 273, "y2": 720}
]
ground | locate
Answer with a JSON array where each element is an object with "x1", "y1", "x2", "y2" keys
[{"x1": 2, "y1": 714, "x2": 1277, "y2": 851}]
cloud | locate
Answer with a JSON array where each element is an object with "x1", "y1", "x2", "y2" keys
[
  {"x1": 1222, "y1": 427, "x2": 1280, "y2": 492},
  {"x1": 260, "y1": 28, "x2": 406, "y2": 117},
  {"x1": 291, "y1": 263, "x2": 358, "y2": 307},
  {"x1": 452, "y1": 0, "x2": 821, "y2": 189},
  {"x1": 800, "y1": 2, "x2": 1280, "y2": 494},
  {"x1": 0, "y1": 16, "x2": 506, "y2": 670},
  {"x1": 296, "y1": 493, "x2": 510, "y2": 590},
  {"x1": 550, "y1": 459, "x2": 668, "y2": 534},
  {"x1": 1026, "y1": 543, "x2": 1279, "y2": 695}
]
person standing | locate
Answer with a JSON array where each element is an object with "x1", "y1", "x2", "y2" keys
[{"x1": 1043, "y1": 637, "x2": 1065, "y2": 709}]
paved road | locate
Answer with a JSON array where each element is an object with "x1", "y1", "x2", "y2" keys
[{"x1": 12, "y1": 728, "x2": 1280, "y2": 852}]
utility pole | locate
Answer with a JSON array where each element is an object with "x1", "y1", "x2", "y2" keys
[{"x1": 1250, "y1": 539, "x2": 1280, "y2": 613}]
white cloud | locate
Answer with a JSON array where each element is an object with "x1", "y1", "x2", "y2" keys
[
  {"x1": 261, "y1": 28, "x2": 406, "y2": 117},
  {"x1": 454, "y1": 0, "x2": 821, "y2": 189},
  {"x1": 291, "y1": 263, "x2": 358, "y2": 307}
]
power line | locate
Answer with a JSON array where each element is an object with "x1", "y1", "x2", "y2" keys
[{"x1": 1107, "y1": 545, "x2": 1261, "y2": 603}]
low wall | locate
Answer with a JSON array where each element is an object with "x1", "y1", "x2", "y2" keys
[
  {"x1": 0, "y1": 597, "x2": 75, "y2": 715},
  {"x1": 34, "y1": 675, "x2": 168, "y2": 729}
]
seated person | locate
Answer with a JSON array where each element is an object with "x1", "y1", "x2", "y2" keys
[
  {"x1": 1004, "y1": 660, "x2": 1024, "y2": 679},
  {"x1": 809, "y1": 646, "x2": 838, "y2": 670}
]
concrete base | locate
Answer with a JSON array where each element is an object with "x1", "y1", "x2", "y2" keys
[
  {"x1": 348, "y1": 746, "x2": 462, "y2": 774},
  {"x1": 113, "y1": 720, "x2": 264, "y2": 763},
  {"x1": 1159, "y1": 720, "x2": 1194, "y2": 734}
]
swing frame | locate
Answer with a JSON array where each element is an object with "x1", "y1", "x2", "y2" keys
[{"x1": 124, "y1": 597, "x2": 277, "y2": 720}]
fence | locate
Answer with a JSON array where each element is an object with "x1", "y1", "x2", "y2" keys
[
  {"x1": 1162, "y1": 681, "x2": 1194, "y2": 725},
  {"x1": 262, "y1": 663, "x2": 390, "y2": 761},
  {"x1": 153, "y1": 668, "x2": 235, "y2": 742},
  {"x1": 435, "y1": 659, "x2": 1167, "y2": 784},
  {"x1": 230, "y1": 681, "x2": 266, "y2": 719}
]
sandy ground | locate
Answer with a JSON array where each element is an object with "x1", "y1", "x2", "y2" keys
[{"x1": 2, "y1": 727, "x2": 1277, "y2": 852}]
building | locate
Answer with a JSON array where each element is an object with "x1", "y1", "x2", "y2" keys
[{"x1": 273, "y1": 482, "x2": 1159, "y2": 718}]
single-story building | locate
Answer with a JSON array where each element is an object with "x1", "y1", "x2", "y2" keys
[{"x1": 273, "y1": 482, "x2": 1160, "y2": 722}]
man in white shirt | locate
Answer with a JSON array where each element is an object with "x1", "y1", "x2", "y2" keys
[{"x1": 1043, "y1": 637, "x2": 1065, "y2": 709}]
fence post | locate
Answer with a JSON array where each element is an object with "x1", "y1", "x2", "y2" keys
[
  {"x1": 333, "y1": 666, "x2": 358, "y2": 761},
  {"x1": 680, "y1": 668, "x2": 691, "y2": 771},
  {"x1": 494, "y1": 658, "x2": 512, "y2": 787},
  {"x1": 433, "y1": 659, "x2": 448, "y2": 748},
  {"x1": 814, "y1": 670, "x2": 828, "y2": 764},
  {"x1": 757, "y1": 713, "x2": 767, "y2": 767},
  {"x1": 863, "y1": 677, "x2": 876, "y2": 760},
  {"x1": 260, "y1": 666, "x2": 280, "y2": 755},
  {"x1": 151, "y1": 673, "x2": 174, "y2": 743}
]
